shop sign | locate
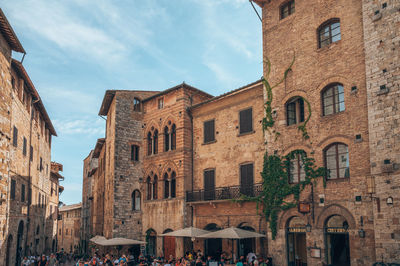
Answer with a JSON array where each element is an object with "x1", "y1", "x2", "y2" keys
[
  {"x1": 298, "y1": 202, "x2": 310, "y2": 213},
  {"x1": 288, "y1": 227, "x2": 306, "y2": 233},
  {"x1": 310, "y1": 247, "x2": 321, "y2": 258},
  {"x1": 326, "y1": 227, "x2": 348, "y2": 233}
]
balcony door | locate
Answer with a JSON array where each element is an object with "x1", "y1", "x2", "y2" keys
[
  {"x1": 204, "y1": 169, "x2": 215, "y2": 201},
  {"x1": 240, "y1": 163, "x2": 254, "y2": 196}
]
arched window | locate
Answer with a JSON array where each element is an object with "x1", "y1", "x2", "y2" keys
[
  {"x1": 318, "y1": 19, "x2": 341, "y2": 48},
  {"x1": 322, "y1": 84, "x2": 345, "y2": 116},
  {"x1": 146, "y1": 177, "x2": 151, "y2": 200},
  {"x1": 286, "y1": 97, "x2": 304, "y2": 126},
  {"x1": 171, "y1": 171, "x2": 176, "y2": 198},
  {"x1": 147, "y1": 132, "x2": 152, "y2": 156},
  {"x1": 324, "y1": 143, "x2": 349, "y2": 179},
  {"x1": 153, "y1": 130, "x2": 158, "y2": 155},
  {"x1": 164, "y1": 127, "x2": 170, "y2": 152},
  {"x1": 164, "y1": 173, "x2": 170, "y2": 199},
  {"x1": 132, "y1": 190, "x2": 141, "y2": 211},
  {"x1": 153, "y1": 175, "x2": 158, "y2": 200},
  {"x1": 171, "y1": 124, "x2": 176, "y2": 150},
  {"x1": 133, "y1": 98, "x2": 141, "y2": 111},
  {"x1": 288, "y1": 152, "x2": 306, "y2": 183}
]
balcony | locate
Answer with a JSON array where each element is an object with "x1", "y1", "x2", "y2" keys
[{"x1": 186, "y1": 183, "x2": 263, "y2": 202}]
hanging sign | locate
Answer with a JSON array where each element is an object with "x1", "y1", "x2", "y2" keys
[
  {"x1": 298, "y1": 202, "x2": 311, "y2": 213},
  {"x1": 310, "y1": 248, "x2": 321, "y2": 258}
]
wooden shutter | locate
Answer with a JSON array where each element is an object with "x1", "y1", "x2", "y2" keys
[
  {"x1": 13, "y1": 126, "x2": 18, "y2": 147},
  {"x1": 204, "y1": 170, "x2": 215, "y2": 200},
  {"x1": 239, "y1": 108, "x2": 253, "y2": 134},
  {"x1": 240, "y1": 164, "x2": 254, "y2": 196},
  {"x1": 204, "y1": 120, "x2": 215, "y2": 143},
  {"x1": 10, "y1": 179, "x2": 16, "y2": 199}
]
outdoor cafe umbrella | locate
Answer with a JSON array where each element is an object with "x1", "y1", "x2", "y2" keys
[
  {"x1": 197, "y1": 227, "x2": 265, "y2": 261},
  {"x1": 89, "y1": 235, "x2": 107, "y2": 245},
  {"x1": 160, "y1": 226, "x2": 210, "y2": 238},
  {"x1": 96, "y1": 237, "x2": 146, "y2": 246}
]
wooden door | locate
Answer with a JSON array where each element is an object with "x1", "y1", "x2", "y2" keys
[{"x1": 163, "y1": 236, "x2": 175, "y2": 260}]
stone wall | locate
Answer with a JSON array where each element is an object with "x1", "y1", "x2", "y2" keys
[
  {"x1": 362, "y1": 0, "x2": 400, "y2": 262},
  {"x1": 57, "y1": 206, "x2": 82, "y2": 253}
]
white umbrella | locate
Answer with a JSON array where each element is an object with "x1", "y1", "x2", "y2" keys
[
  {"x1": 97, "y1": 237, "x2": 146, "y2": 246},
  {"x1": 160, "y1": 226, "x2": 210, "y2": 238},
  {"x1": 90, "y1": 235, "x2": 107, "y2": 244},
  {"x1": 198, "y1": 227, "x2": 265, "y2": 239}
]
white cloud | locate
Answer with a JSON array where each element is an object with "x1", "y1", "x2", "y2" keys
[{"x1": 53, "y1": 118, "x2": 104, "y2": 136}]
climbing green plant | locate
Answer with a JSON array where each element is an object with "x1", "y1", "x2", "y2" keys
[{"x1": 236, "y1": 55, "x2": 326, "y2": 240}]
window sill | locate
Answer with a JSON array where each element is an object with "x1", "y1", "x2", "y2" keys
[
  {"x1": 237, "y1": 130, "x2": 255, "y2": 137},
  {"x1": 320, "y1": 110, "x2": 345, "y2": 119},
  {"x1": 317, "y1": 40, "x2": 341, "y2": 52},
  {"x1": 325, "y1": 177, "x2": 350, "y2": 183},
  {"x1": 202, "y1": 140, "x2": 217, "y2": 145}
]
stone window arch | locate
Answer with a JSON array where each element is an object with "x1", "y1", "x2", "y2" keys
[
  {"x1": 324, "y1": 143, "x2": 349, "y2": 180},
  {"x1": 318, "y1": 18, "x2": 341, "y2": 48},
  {"x1": 321, "y1": 83, "x2": 345, "y2": 116}
]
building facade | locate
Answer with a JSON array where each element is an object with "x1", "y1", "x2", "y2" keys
[
  {"x1": 58, "y1": 203, "x2": 82, "y2": 254},
  {"x1": 0, "y1": 8, "x2": 61, "y2": 265}
]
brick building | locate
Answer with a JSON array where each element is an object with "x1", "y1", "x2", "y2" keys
[
  {"x1": 57, "y1": 203, "x2": 82, "y2": 254},
  {"x1": 0, "y1": 8, "x2": 61, "y2": 265}
]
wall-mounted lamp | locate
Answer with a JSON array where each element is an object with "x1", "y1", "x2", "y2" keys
[
  {"x1": 387, "y1": 196, "x2": 393, "y2": 205},
  {"x1": 306, "y1": 223, "x2": 312, "y2": 232},
  {"x1": 358, "y1": 229, "x2": 366, "y2": 238}
]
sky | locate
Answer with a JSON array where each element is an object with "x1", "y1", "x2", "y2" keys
[{"x1": 2, "y1": 0, "x2": 263, "y2": 205}]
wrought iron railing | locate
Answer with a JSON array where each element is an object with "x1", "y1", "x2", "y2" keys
[{"x1": 186, "y1": 183, "x2": 263, "y2": 202}]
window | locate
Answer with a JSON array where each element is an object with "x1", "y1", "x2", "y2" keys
[
  {"x1": 23, "y1": 137, "x2": 27, "y2": 156},
  {"x1": 13, "y1": 126, "x2": 18, "y2": 147},
  {"x1": 171, "y1": 172, "x2": 176, "y2": 198},
  {"x1": 281, "y1": 0, "x2": 295, "y2": 19},
  {"x1": 318, "y1": 19, "x2": 341, "y2": 48},
  {"x1": 171, "y1": 124, "x2": 176, "y2": 150},
  {"x1": 324, "y1": 143, "x2": 349, "y2": 179},
  {"x1": 40, "y1": 157, "x2": 43, "y2": 171},
  {"x1": 240, "y1": 163, "x2": 254, "y2": 196},
  {"x1": 30, "y1": 146, "x2": 33, "y2": 161},
  {"x1": 10, "y1": 179, "x2": 16, "y2": 200},
  {"x1": 286, "y1": 97, "x2": 304, "y2": 125},
  {"x1": 131, "y1": 145, "x2": 139, "y2": 161},
  {"x1": 239, "y1": 108, "x2": 253, "y2": 134},
  {"x1": 322, "y1": 84, "x2": 345, "y2": 116},
  {"x1": 38, "y1": 193, "x2": 41, "y2": 206},
  {"x1": 204, "y1": 169, "x2": 215, "y2": 201},
  {"x1": 133, "y1": 98, "x2": 141, "y2": 111},
  {"x1": 153, "y1": 130, "x2": 158, "y2": 155},
  {"x1": 21, "y1": 184, "x2": 25, "y2": 202},
  {"x1": 11, "y1": 76, "x2": 16, "y2": 89},
  {"x1": 158, "y1": 98, "x2": 164, "y2": 109},
  {"x1": 164, "y1": 127, "x2": 170, "y2": 152},
  {"x1": 164, "y1": 173, "x2": 170, "y2": 199},
  {"x1": 59, "y1": 229, "x2": 61, "y2": 235},
  {"x1": 132, "y1": 190, "x2": 141, "y2": 211},
  {"x1": 153, "y1": 175, "x2": 158, "y2": 200},
  {"x1": 147, "y1": 132, "x2": 152, "y2": 156},
  {"x1": 203, "y1": 120, "x2": 215, "y2": 143},
  {"x1": 288, "y1": 153, "x2": 306, "y2": 183},
  {"x1": 146, "y1": 177, "x2": 151, "y2": 200},
  {"x1": 66, "y1": 229, "x2": 68, "y2": 235}
]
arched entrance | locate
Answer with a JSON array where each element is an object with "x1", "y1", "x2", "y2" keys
[
  {"x1": 204, "y1": 223, "x2": 222, "y2": 259},
  {"x1": 237, "y1": 223, "x2": 256, "y2": 258},
  {"x1": 16, "y1": 221, "x2": 24, "y2": 266},
  {"x1": 52, "y1": 239, "x2": 56, "y2": 253},
  {"x1": 5, "y1": 234, "x2": 13, "y2": 266},
  {"x1": 146, "y1": 229, "x2": 157, "y2": 256},
  {"x1": 324, "y1": 215, "x2": 350, "y2": 266},
  {"x1": 286, "y1": 217, "x2": 307, "y2": 266},
  {"x1": 163, "y1": 229, "x2": 175, "y2": 260}
]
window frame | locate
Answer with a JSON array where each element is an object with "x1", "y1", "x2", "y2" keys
[
  {"x1": 158, "y1": 97, "x2": 164, "y2": 109},
  {"x1": 318, "y1": 19, "x2": 341, "y2": 49},
  {"x1": 280, "y1": 0, "x2": 295, "y2": 20},
  {"x1": 133, "y1": 98, "x2": 141, "y2": 112},
  {"x1": 13, "y1": 126, "x2": 18, "y2": 147},
  {"x1": 10, "y1": 179, "x2": 16, "y2": 200},
  {"x1": 239, "y1": 108, "x2": 253, "y2": 135},
  {"x1": 324, "y1": 143, "x2": 350, "y2": 180},
  {"x1": 131, "y1": 144, "x2": 139, "y2": 162},
  {"x1": 132, "y1": 190, "x2": 141, "y2": 211},
  {"x1": 288, "y1": 153, "x2": 306, "y2": 184},
  {"x1": 286, "y1": 97, "x2": 305, "y2": 126},
  {"x1": 322, "y1": 83, "x2": 345, "y2": 116},
  {"x1": 147, "y1": 132, "x2": 152, "y2": 156},
  {"x1": 203, "y1": 119, "x2": 215, "y2": 144}
]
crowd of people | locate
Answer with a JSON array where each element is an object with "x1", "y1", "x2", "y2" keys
[{"x1": 19, "y1": 250, "x2": 273, "y2": 266}]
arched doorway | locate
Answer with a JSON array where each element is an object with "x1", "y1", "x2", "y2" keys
[
  {"x1": 52, "y1": 239, "x2": 56, "y2": 253},
  {"x1": 146, "y1": 229, "x2": 157, "y2": 256},
  {"x1": 237, "y1": 223, "x2": 256, "y2": 258},
  {"x1": 5, "y1": 234, "x2": 13, "y2": 266},
  {"x1": 286, "y1": 217, "x2": 307, "y2": 266},
  {"x1": 204, "y1": 223, "x2": 222, "y2": 259},
  {"x1": 324, "y1": 215, "x2": 350, "y2": 266},
  {"x1": 163, "y1": 229, "x2": 175, "y2": 260},
  {"x1": 16, "y1": 221, "x2": 24, "y2": 266}
]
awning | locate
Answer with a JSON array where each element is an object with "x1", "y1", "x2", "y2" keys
[
  {"x1": 160, "y1": 227, "x2": 210, "y2": 237},
  {"x1": 197, "y1": 227, "x2": 265, "y2": 239}
]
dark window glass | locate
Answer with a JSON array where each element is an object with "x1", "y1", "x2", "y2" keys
[
  {"x1": 40, "y1": 157, "x2": 43, "y2": 171},
  {"x1": 204, "y1": 120, "x2": 215, "y2": 143},
  {"x1": 164, "y1": 127, "x2": 170, "y2": 152},
  {"x1": 325, "y1": 143, "x2": 349, "y2": 180},
  {"x1": 288, "y1": 153, "x2": 306, "y2": 183},
  {"x1": 131, "y1": 145, "x2": 139, "y2": 161},
  {"x1": 281, "y1": 0, "x2": 295, "y2": 19},
  {"x1": 240, "y1": 163, "x2": 254, "y2": 196},
  {"x1": 23, "y1": 137, "x2": 27, "y2": 156},
  {"x1": 153, "y1": 130, "x2": 158, "y2": 155},
  {"x1": 147, "y1": 132, "x2": 152, "y2": 156},
  {"x1": 318, "y1": 20, "x2": 341, "y2": 48},
  {"x1": 146, "y1": 177, "x2": 151, "y2": 200},
  {"x1": 30, "y1": 146, "x2": 33, "y2": 161},
  {"x1": 164, "y1": 173, "x2": 170, "y2": 199},
  {"x1": 171, "y1": 172, "x2": 176, "y2": 198},
  {"x1": 153, "y1": 175, "x2": 158, "y2": 200},
  {"x1": 21, "y1": 184, "x2": 25, "y2": 202},
  {"x1": 322, "y1": 84, "x2": 345, "y2": 116},
  {"x1": 158, "y1": 98, "x2": 164, "y2": 109},
  {"x1": 204, "y1": 169, "x2": 215, "y2": 201},
  {"x1": 286, "y1": 97, "x2": 305, "y2": 125},
  {"x1": 13, "y1": 126, "x2": 18, "y2": 147},
  {"x1": 133, "y1": 98, "x2": 141, "y2": 111},
  {"x1": 171, "y1": 124, "x2": 176, "y2": 150},
  {"x1": 239, "y1": 108, "x2": 253, "y2": 134},
  {"x1": 11, "y1": 179, "x2": 16, "y2": 200}
]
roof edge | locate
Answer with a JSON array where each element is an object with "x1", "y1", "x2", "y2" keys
[{"x1": 0, "y1": 8, "x2": 25, "y2": 53}]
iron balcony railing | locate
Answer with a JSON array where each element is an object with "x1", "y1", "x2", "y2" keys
[{"x1": 186, "y1": 183, "x2": 263, "y2": 202}]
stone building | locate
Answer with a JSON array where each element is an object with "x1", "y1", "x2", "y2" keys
[
  {"x1": 0, "y1": 8, "x2": 60, "y2": 265},
  {"x1": 188, "y1": 80, "x2": 266, "y2": 258},
  {"x1": 57, "y1": 203, "x2": 82, "y2": 254}
]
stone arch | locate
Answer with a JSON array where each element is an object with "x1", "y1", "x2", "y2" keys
[
  {"x1": 237, "y1": 222, "x2": 256, "y2": 231},
  {"x1": 143, "y1": 164, "x2": 160, "y2": 180},
  {"x1": 316, "y1": 204, "x2": 356, "y2": 229},
  {"x1": 283, "y1": 145, "x2": 313, "y2": 157},
  {"x1": 161, "y1": 161, "x2": 179, "y2": 178},
  {"x1": 316, "y1": 135, "x2": 352, "y2": 149},
  {"x1": 161, "y1": 115, "x2": 177, "y2": 130},
  {"x1": 204, "y1": 223, "x2": 221, "y2": 231},
  {"x1": 281, "y1": 90, "x2": 309, "y2": 107},
  {"x1": 144, "y1": 121, "x2": 159, "y2": 136},
  {"x1": 278, "y1": 208, "x2": 306, "y2": 229}
]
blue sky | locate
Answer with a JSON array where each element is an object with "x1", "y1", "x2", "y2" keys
[{"x1": 3, "y1": 0, "x2": 262, "y2": 205}]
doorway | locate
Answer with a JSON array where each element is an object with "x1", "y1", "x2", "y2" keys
[
  {"x1": 237, "y1": 224, "x2": 256, "y2": 258},
  {"x1": 204, "y1": 223, "x2": 222, "y2": 259},
  {"x1": 325, "y1": 215, "x2": 350, "y2": 266},
  {"x1": 286, "y1": 217, "x2": 307, "y2": 266},
  {"x1": 163, "y1": 229, "x2": 176, "y2": 260},
  {"x1": 6, "y1": 234, "x2": 13, "y2": 266},
  {"x1": 16, "y1": 221, "x2": 24, "y2": 266},
  {"x1": 146, "y1": 229, "x2": 157, "y2": 256}
]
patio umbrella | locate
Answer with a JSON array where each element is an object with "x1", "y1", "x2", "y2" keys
[
  {"x1": 98, "y1": 237, "x2": 147, "y2": 246},
  {"x1": 89, "y1": 235, "x2": 107, "y2": 244},
  {"x1": 197, "y1": 227, "x2": 265, "y2": 239},
  {"x1": 160, "y1": 226, "x2": 210, "y2": 238}
]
